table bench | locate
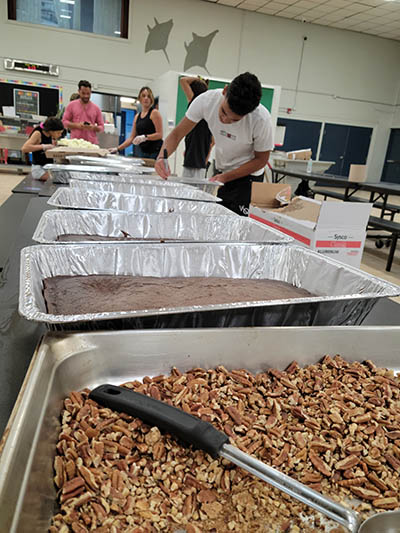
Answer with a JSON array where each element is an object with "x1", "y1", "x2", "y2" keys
[{"x1": 367, "y1": 216, "x2": 400, "y2": 272}]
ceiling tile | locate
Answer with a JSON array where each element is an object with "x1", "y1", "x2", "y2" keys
[
  {"x1": 279, "y1": 6, "x2": 307, "y2": 14},
  {"x1": 325, "y1": 0, "x2": 351, "y2": 7},
  {"x1": 271, "y1": 0, "x2": 300, "y2": 4},
  {"x1": 238, "y1": 0, "x2": 269, "y2": 5},
  {"x1": 356, "y1": 0, "x2": 387, "y2": 6},
  {"x1": 217, "y1": 0, "x2": 242, "y2": 5},
  {"x1": 199, "y1": 0, "x2": 400, "y2": 42},
  {"x1": 292, "y1": 0, "x2": 317, "y2": 8},
  {"x1": 237, "y1": 2, "x2": 262, "y2": 9},
  {"x1": 380, "y1": 2, "x2": 400, "y2": 11},
  {"x1": 257, "y1": 2, "x2": 289, "y2": 13},
  {"x1": 318, "y1": 11, "x2": 348, "y2": 21}
]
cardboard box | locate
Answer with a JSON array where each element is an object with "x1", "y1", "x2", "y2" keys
[
  {"x1": 250, "y1": 182, "x2": 291, "y2": 209},
  {"x1": 286, "y1": 149, "x2": 312, "y2": 160},
  {"x1": 349, "y1": 164, "x2": 367, "y2": 182},
  {"x1": 249, "y1": 185, "x2": 372, "y2": 268}
]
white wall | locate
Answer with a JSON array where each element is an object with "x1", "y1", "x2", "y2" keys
[{"x1": 1, "y1": 0, "x2": 400, "y2": 180}]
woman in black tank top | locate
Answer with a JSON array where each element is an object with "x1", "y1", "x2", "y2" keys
[
  {"x1": 22, "y1": 117, "x2": 64, "y2": 181},
  {"x1": 113, "y1": 86, "x2": 163, "y2": 160}
]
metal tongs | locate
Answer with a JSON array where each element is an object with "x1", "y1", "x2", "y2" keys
[{"x1": 89, "y1": 385, "x2": 400, "y2": 533}]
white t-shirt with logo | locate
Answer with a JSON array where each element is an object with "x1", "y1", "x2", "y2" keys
[{"x1": 186, "y1": 89, "x2": 274, "y2": 176}]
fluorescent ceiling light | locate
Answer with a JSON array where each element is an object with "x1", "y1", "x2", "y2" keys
[
  {"x1": 60, "y1": 0, "x2": 75, "y2": 4},
  {"x1": 60, "y1": 14, "x2": 71, "y2": 19},
  {"x1": 114, "y1": 31, "x2": 121, "y2": 34},
  {"x1": 120, "y1": 97, "x2": 135, "y2": 103}
]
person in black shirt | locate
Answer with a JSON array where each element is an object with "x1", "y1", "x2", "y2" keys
[
  {"x1": 113, "y1": 86, "x2": 163, "y2": 160},
  {"x1": 22, "y1": 117, "x2": 64, "y2": 181},
  {"x1": 180, "y1": 76, "x2": 213, "y2": 179}
]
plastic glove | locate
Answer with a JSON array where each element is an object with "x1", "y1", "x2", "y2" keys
[
  {"x1": 133, "y1": 135, "x2": 146, "y2": 145},
  {"x1": 42, "y1": 144, "x2": 53, "y2": 151},
  {"x1": 108, "y1": 147, "x2": 118, "y2": 154}
]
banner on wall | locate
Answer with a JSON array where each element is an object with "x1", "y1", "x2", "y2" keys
[{"x1": 14, "y1": 89, "x2": 40, "y2": 115}]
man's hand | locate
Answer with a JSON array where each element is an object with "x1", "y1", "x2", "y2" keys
[
  {"x1": 133, "y1": 135, "x2": 146, "y2": 145},
  {"x1": 108, "y1": 147, "x2": 118, "y2": 154},
  {"x1": 42, "y1": 144, "x2": 53, "y2": 151},
  {"x1": 209, "y1": 173, "x2": 227, "y2": 183},
  {"x1": 155, "y1": 157, "x2": 170, "y2": 180}
]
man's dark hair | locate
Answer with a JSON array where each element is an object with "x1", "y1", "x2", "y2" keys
[
  {"x1": 78, "y1": 80, "x2": 92, "y2": 90},
  {"x1": 43, "y1": 117, "x2": 64, "y2": 132},
  {"x1": 226, "y1": 72, "x2": 262, "y2": 116},
  {"x1": 190, "y1": 79, "x2": 208, "y2": 98}
]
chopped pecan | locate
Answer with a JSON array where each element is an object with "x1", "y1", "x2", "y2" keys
[
  {"x1": 372, "y1": 497, "x2": 399, "y2": 509},
  {"x1": 335, "y1": 455, "x2": 360, "y2": 471},
  {"x1": 350, "y1": 487, "x2": 381, "y2": 500},
  {"x1": 309, "y1": 450, "x2": 331, "y2": 477}
]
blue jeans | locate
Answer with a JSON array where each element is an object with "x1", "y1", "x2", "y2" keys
[{"x1": 134, "y1": 145, "x2": 159, "y2": 160}]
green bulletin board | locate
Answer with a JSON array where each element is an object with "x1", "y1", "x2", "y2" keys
[{"x1": 175, "y1": 76, "x2": 274, "y2": 125}]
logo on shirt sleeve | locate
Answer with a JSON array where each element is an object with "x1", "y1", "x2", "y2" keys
[{"x1": 220, "y1": 130, "x2": 236, "y2": 141}]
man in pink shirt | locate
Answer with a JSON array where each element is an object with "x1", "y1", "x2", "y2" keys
[{"x1": 63, "y1": 80, "x2": 104, "y2": 144}]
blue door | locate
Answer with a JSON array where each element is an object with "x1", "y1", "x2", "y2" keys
[
  {"x1": 382, "y1": 128, "x2": 400, "y2": 184},
  {"x1": 277, "y1": 118, "x2": 321, "y2": 160},
  {"x1": 319, "y1": 124, "x2": 348, "y2": 175},
  {"x1": 320, "y1": 123, "x2": 372, "y2": 177},
  {"x1": 121, "y1": 109, "x2": 136, "y2": 156}
]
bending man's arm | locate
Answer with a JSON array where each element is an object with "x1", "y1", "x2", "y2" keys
[
  {"x1": 155, "y1": 117, "x2": 197, "y2": 179},
  {"x1": 209, "y1": 151, "x2": 270, "y2": 183}
]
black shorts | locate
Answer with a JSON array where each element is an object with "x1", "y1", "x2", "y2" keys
[{"x1": 217, "y1": 174, "x2": 263, "y2": 216}]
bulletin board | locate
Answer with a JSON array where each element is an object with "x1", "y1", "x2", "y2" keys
[
  {"x1": 14, "y1": 89, "x2": 40, "y2": 115},
  {"x1": 0, "y1": 78, "x2": 62, "y2": 116},
  {"x1": 175, "y1": 76, "x2": 275, "y2": 125}
]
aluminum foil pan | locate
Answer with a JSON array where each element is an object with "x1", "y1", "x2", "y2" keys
[
  {"x1": 44, "y1": 164, "x2": 121, "y2": 184},
  {"x1": 68, "y1": 172, "x2": 185, "y2": 186},
  {"x1": 169, "y1": 176, "x2": 223, "y2": 196},
  {"x1": 66, "y1": 155, "x2": 144, "y2": 167},
  {"x1": 69, "y1": 179, "x2": 221, "y2": 202},
  {"x1": 69, "y1": 154, "x2": 155, "y2": 168},
  {"x1": 32, "y1": 209, "x2": 292, "y2": 244},
  {"x1": 47, "y1": 188, "x2": 235, "y2": 215},
  {"x1": 78, "y1": 172, "x2": 223, "y2": 196},
  {"x1": 3, "y1": 327, "x2": 399, "y2": 533},
  {"x1": 19, "y1": 243, "x2": 400, "y2": 330}
]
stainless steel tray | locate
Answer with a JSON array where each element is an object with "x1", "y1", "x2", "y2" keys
[
  {"x1": 19, "y1": 242, "x2": 399, "y2": 329},
  {"x1": 69, "y1": 179, "x2": 221, "y2": 202},
  {"x1": 1, "y1": 326, "x2": 399, "y2": 532},
  {"x1": 47, "y1": 188, "x2": 235, "y2": 215},
  {"x1": 32, "y1": 209, "x2": 292, "y2": 244}
]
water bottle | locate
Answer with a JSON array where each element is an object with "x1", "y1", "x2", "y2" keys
[{"x1": 306, "y1": 158, "x2": 313, "y2": 174}]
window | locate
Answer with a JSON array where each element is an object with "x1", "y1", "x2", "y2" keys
[{"x1": 8, "y1": 0, "x2": 129, "y2": 39}]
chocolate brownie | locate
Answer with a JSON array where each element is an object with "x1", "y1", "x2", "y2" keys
[{"x1": 42, "y1": 275, "x2": 314, "y2": 315}]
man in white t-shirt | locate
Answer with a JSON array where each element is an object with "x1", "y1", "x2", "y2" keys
[{"x1": 155, "y1": 72, "x2": 274, "y2": 215}]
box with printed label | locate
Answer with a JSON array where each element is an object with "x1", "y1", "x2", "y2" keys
[{"x1": 249, "y1": 189, "x2": 372, "y2": 268}]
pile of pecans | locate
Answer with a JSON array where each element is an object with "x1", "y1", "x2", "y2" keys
[{"x1": 50, "y1": 355, "x2": 400, "y2": 532}]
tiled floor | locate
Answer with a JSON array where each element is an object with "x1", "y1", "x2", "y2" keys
[{"x1": 1, "y1": 166, "x2": 399, "y2": 297}]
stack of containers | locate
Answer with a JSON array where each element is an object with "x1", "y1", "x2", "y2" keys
[
  {"x1": 19, "y1": 158, "x2": 400, "y2": 330},
  {"x1": 4, "y1": 153, "x2": 400, "y2": 533}
]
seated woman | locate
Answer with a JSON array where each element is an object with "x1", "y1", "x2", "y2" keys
[
  {"x1": 112, "y1": 87, "x2": 163, "y2": 160},
  {"x1": 22, "y1": 117, "x2": 64, "y2": 181}
]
